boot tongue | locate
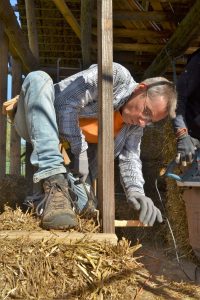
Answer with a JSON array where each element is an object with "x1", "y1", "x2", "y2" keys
[{"x1": 43, "y1": 174, "x2": 67, "y2": 192}]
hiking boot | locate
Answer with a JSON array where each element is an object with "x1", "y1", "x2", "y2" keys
[{"x1": 41, "y1": 174, "x2": 78, "y2": 230}]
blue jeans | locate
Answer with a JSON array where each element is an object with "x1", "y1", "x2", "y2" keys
[{"x1": 14, "y1": 71, "x2": 66, "y2": 183}]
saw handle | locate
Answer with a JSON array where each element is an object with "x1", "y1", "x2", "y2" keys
[{"x1": 164, "y1": 160, "x2": 182, "y2": 181}]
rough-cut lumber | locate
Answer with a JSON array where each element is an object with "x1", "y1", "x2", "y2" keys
[
  {"x1": 0, "y1": 0, "x2": 38, "y2": 73},
  {"x1": 10, "y1": 58, "x2": 22, "y2": 176},
  {"x1": 53, "y1": 0, "x2": 81, "y2": 40},
  {"x1": 0, "y1": 22, "x2": 8, "y2": 179},
  {"x1": 81, "y1": 0, "x2": 93, "y2": 69},
  {"x1": 25, "y1": 0, "x2": 39, "y2": 60},
  {"x1": 113, "y1": 11, "x2": 171, "y2": 22},
  {"x1": 144, "y1": 0, "x2": 200, "y2": 78},
  {"x1": 0, "y1": 231, "x2": 118, "y2": 245},
  {"x1": 97, "y1": 0, "x2": 114, "y2": 233},
  {"x1": 115, "y1": 220, "x2": 149, "y2": 227},
  {"x1": 113, "y1": 43, "x2": 163, "y2": 53},
  {"x1": 113, "y1": 28, "x2": 171, "y2": 39}
]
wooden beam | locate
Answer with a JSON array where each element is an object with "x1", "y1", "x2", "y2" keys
[
  {"x1": 52, "y1": 0, "x2": 81, "y2": 40},
  {"x1": 97, "y1": 0, "x2": 114, "y2": 233},
  {"x1": 0, "y1": 0, "x2": 38, "y2": 73},
  {"x1": 115, "y1": 220, "x2": 149, "y2": 227},
  {"x1": 113, "y1": 11, "x2": 174, "y2": 22},
  {"x1": 10, "y1": 57, "x2": 22, "y2": 176},
  {"x1": 113, "y1": 28, "x2": 171, "y2": 39},
  {"x1": 81, "y1": 0, "x2": 94, "y2": 69},
  {"x1": 0, "y1": 231, "x2": 118, "y2": 245},
  {"x1": 144, "y1": 0, "x2": 200, "y2": 78},
  {"x1": 0, "y1": 22, "x2": 8, "y2": 179},
  {"x1": 25, "y1": 0, "x2": 39, "y2": 60},
  {"x1": 113, "y1": 43, "x2": 163, "y2": 52}
]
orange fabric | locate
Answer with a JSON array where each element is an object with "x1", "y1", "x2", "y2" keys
[{"x1": 79, "y1": 111, "x2": 124, "y2": 143}]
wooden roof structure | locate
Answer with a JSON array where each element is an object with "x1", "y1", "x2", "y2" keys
[{"x1": 2, "y1": 0, "x2": 200, "y2": 81}]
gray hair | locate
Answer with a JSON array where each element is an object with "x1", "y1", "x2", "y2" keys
[{"x1": 142, "y1": 77, "x2": 177, "y2": 118}]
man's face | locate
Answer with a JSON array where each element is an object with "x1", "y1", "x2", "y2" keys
[{"x1": 121, "y1": 92, "x2": 168, "y2": 128}]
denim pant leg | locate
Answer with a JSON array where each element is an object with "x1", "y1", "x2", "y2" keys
[
  {"x1": 14, "y1": 71, "x2": 66, "y2": 183},
  {"x1": 66, "y1": 171, "x2": 98, "y2": 213}
]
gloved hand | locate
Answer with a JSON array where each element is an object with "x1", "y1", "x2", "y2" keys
[
  {"x1": 73, "y1": 150, "x2": 89, "y2": 182},
  {"x1": 127, "y1": 191, "x2": 163, "y2": 226},
  {"x1": 176, "y1": 134, "x2": 199, "y2": 166}
]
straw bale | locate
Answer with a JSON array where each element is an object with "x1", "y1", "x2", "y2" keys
[
  {"x1": 0, "y1": 237, "x2": 141, "y2": 299},
  {"x1": 0, "y1": 175, "x2": 29, "y2": 213},
  {"x1": 162, "y1": 121, "x2": 196, "y2": 261}
]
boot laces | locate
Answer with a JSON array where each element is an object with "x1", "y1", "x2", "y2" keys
[{"x1": 36, "y1": 182, "x2": 74, "y2": 216}]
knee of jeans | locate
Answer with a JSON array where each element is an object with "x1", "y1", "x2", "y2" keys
[{"x1": 25, "y1": 71, "x2": 51, "y2": 85}]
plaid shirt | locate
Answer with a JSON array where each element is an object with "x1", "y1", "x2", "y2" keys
[{"x1": 54, "y1": 63, "x2": 145, "y2": 195}]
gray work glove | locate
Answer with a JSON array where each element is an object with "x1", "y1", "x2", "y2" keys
[
  {"x1": 127, "y1": 191, "x2": 163, "y2": 226},
  {"x1": 176, "y1": 134, "x2": 199, "y2": 166},
  {"x1": 73, "y1": 150, "x2": 89, "y2": 182}
]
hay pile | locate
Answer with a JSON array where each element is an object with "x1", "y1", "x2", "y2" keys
[
  {"x1": 162, "y1": 121, "x2": 195, "y2": 259},
  {"x1": 0, "y1": 233, "x2": 141, "y2": 299}
]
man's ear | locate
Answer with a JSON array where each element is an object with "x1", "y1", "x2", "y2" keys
[{"x1": 134, "y1": 83, "x2": 148, "y2": 95}]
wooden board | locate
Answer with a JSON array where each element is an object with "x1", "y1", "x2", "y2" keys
[{"x1": 0, "y1": 230, "x2": 118, "y2": 245}]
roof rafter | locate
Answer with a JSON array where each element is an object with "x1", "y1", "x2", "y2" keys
[
  {"x1": 52, "y1": 0, "x2": 81, "y2": 40},
  {"x1": 0, "y1": 0, "x2": 38, "y2": 73},
  {"x1": 144, "y1": 0, "x2": 200, "y2": 78}
]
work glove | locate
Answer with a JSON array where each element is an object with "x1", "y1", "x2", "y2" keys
[
  {"x1": 127, "y1": 191, "x2": 163, "y2": 226},
  {"x1": 176, "y1": 134, "x2": 199, "y2": 166},
  {"x1": 73, "y1": 150, "x2": 89, "y2": 182}
]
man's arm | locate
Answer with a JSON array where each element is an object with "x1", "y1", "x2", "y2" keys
[{"x1": 119, "y1": 127, "x2": 162, "y2": 226}]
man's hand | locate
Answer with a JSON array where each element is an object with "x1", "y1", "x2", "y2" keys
[
  {"x1": 127, "y1": 191, "x2": 163, "y2": 226},
  {"x1": 176, "y1": 134, "x2": 198, "y2": 166},
  {"x1": 73, "y1": 150, "x2": 89, "y2": 182}
]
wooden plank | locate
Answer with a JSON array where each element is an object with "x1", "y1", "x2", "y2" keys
[
  {"x1": 25, "y1": 0, "x2": 39, "y2": 60},
  {"x1": 10, "y1": 57, "x2": 22, "y2": 176},
  {"x1": 115, "y1": 220, "x2": 150, "y2": 227},
  {"x1": 0, "y1": 0, "x2": 38, "y2": 73},
  {"x1": 0, "y1": 231, "x2": 118, "y2": 245},
  {"x1": 25, "y1": 0, "x2": 39, "y2": 189},
  {"x1": 81, "y1": 0, "x2": 94, "y2": 69},
  {"x1": 97, "y1": 0, "x2": 114, "y2": 233},
  {"x1": 113, "y1": 28, "x2": 171, "y2": 39},
  {"x1": 144, "y1": 0, "x2": 200, "y2": 78},
  {"x1": 52, "y1": 0, "x2": 81, "y2": 40},
  {"x1": 113, "y1": 42, "x2": 163, "y2": 52},
  {"x1": 0, "y1": 22, "x2": 8, "y2": 179},
  {"x1": 113, "y1": 11, "x2": 171, "y2": 22}
]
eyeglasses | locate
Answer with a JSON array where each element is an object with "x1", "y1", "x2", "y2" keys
[{"x1": 141, "y1": 95, "x2": 153, "y2": 125}]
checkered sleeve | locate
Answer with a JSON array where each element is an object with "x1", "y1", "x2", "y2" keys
[{"x1": 119, "y1": 127, "x2": 145, "y2": 195}]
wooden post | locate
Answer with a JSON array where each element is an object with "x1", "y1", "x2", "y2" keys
[
  {"x1": 25, "y1": 0, "x2": 39, "y2": 60},
  {"x1": 81, "y1": 0, "x2": 94, "y2": 69},
  {"x1": 97, "y1": 0, "x2": 114, "y2": 233},
  {"x1": 25, "y1": 0, "x2": 39, "y2": 191},
  {"x1": 0, "y1": 22, "x2": 8, "y2": 179},
  {"x1": 10, "y1": 57, "x2": 22, "y2": 176}
]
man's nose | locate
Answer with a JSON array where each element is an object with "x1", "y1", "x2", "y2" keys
[{"x1": 138, "y1": 118, "x2": 147, "y2": 127}]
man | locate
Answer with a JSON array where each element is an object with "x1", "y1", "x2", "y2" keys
[
  {"x1": 13, "y1": 62, "x2": 177, "y2": 230},
  {"x1": 173, "y1": 49, "x2": 200, "y2": 165}
]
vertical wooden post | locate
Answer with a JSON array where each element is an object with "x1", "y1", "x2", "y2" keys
[
  {"x1": 0, "y1": 22, "x2": 8, "y2": 179},
  {"x1": 81, "y1": 0, "x2": 94, "y2": 69},
  {"x1": 25, "y1": 0, "x2": 39, "y2": 190},
  {"x1": 25, "y1": 0, "x2": 39, "y2": 60},
  {"x1": 10, "y1": 57, "x2": 22, "y2": 175},
  {"x1": 97, "y1": 0, "x2": 114, "y2": 233}
]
